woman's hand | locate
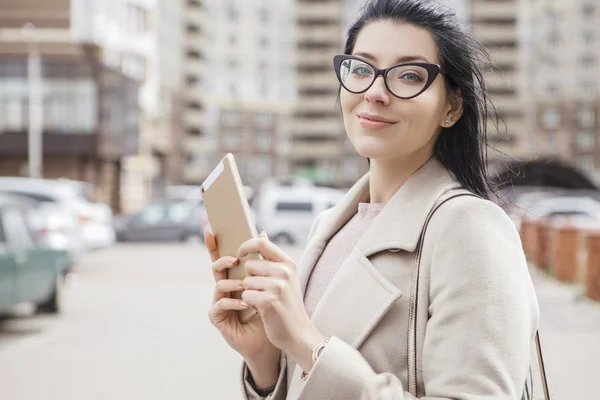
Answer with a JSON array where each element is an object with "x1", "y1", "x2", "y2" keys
[
  {"x1": 237, "y1": 235, "x2": 326, "y2": 373},
  {"x1": 206, "y1": 231, "x2": 279, "y2": 365}
]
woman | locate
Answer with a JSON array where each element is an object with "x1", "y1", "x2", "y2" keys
[{"x1": 206, "y1": 0, "x2": 539, "y2": 399}]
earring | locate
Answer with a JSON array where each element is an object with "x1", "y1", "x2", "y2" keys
[
  {"x1": 451, "y1": 117, "x2": 455, "y2": 121},
  {"x1": 445, "y1": 121, "x2": 450, "y2": 126}
]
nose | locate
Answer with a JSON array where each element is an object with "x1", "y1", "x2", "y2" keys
[{"x1": 364, "y1": 75, "x2": 391, "y2": 105}]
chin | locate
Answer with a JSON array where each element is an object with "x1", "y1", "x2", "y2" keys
[{"x1": 350, "y1": 136, "x2": 397, "y2": 160}]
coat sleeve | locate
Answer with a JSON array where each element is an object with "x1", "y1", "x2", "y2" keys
[
  {"x1": 240, "y1": 210, "x2": 328, "y2": 399},
  {"x1": 295, "y1": 198, "x2": 540, "y2": 400},
  {"x1": 241, "y1": 353, "x2": 288, "y2": 400}
]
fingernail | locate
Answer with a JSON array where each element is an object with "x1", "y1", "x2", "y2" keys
[
  {"x1": 228, "y1": 257, "x2": 237, "y2": 264},
  {"x1": 237, "y1": 280, "x2": 244, "y2": 287},
  {"x1": 240, "y1": 302, "x2": 249, "y2": 308}
]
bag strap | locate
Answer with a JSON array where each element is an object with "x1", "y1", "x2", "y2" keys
[{"x1": 407, "y1": 192, "x2": 550, "y2": 400}]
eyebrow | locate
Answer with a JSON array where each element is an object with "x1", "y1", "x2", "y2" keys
[{"x1": 353, "y1": 51, "x2": 432, "y2": 64}]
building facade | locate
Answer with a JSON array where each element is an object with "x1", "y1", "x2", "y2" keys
[
  {"x1": 71, "y1": 0, "x2": 185, "y2": 211},
  {"x1": 522, "y1": 0, "x2": 599, "y2": 181},
  {"x1": 469, "y1": 0, "x2": 527, "y2": 159},
  {"x1": 0, "y1": 0, "x2": 140, "y2": 211},
  {"x1": 182, "y1": 0, "x2": 296, "y2": 189}
]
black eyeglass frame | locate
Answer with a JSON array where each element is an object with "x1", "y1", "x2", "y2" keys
[{"x1": 333, "y1": 54, "x2": 446, "y2": 100}]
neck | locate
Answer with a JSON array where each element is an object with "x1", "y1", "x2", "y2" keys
[{"x1": 369, "y1": 152, "x2": 434, "y2": 204}]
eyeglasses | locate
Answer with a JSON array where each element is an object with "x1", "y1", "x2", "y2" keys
[{"x1": 333, "y1": 55, "x2": 445, "y2": 100}]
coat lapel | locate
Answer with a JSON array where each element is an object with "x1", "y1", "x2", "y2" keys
[{"x1": 289, "y1": 157, "x2": 463, "y2": 398}]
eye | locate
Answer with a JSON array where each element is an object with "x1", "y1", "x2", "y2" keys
[
  {"x1": 351, "y1": 65, "x2": 372, "y2": 76},
  {"x1": 400, "y1": 72, "x2": 424, "y2": 82}
]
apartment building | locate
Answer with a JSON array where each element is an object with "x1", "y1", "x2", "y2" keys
[
  {"x1": 0, "y1": 0, "x2": 140, "y2": 211},
  {"x1": 291, "y1": 0, "x2": 358, "y2": 187},
  {"x1": 72, "y1": 0, "x2": 185, "y2": 210},
  {"x1": 183, "y1": 0, "x2": 295, "y2": 189},
  {"x1": 521, "y1": 0, "x2": 599, "y2": 180},
  {"x1": 469, "y1": 0, "x2": 527, "y2": 159}
]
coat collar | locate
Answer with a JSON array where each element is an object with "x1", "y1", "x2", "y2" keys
[
  {"x1": 313, "y1": 156, "x2": 461, "y2": 255},
  {"x1": 297, "y1": 156, "x2": 461, "y2": 296}
]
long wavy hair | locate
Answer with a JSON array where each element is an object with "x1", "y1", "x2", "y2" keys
[{"x1": 343, "y1": 0, "x2": 503, "y2": 201}]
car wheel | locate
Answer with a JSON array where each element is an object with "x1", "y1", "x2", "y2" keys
[
  {"x1": 182, "y1": 233, "x2": 203, "y2": 245},
  {"x1": 37, "y1": 274, "x2": 64, "y2": 314}
]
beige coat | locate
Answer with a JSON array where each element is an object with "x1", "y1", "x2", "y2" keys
[{"x1": 242, "y1": 157, "x2": 540, "y2": 400}]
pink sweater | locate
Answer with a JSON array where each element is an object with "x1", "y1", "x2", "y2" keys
[{"x1": 304, "y1": 202, "x2": 383, "y2": 317}]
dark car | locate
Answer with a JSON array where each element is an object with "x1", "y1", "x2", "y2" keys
[
  {"x1": 0, "y1": 194, "x2": 71, "y2": 316},
  {"x1": 114, "y1": 200, "x2": 205, "y2": 243}
]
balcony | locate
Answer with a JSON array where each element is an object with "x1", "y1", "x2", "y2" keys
[
  {"x1": 472, "y1": 1, "x2": 517, "y2": 20},
  {"x1": 297, "y1": 71, "x2": 338, "y2": 90},
  {"x1": 0, "y1": 58, "x2": 139, "y2": 159},
  {"x1": 472, "y1": 25, "x2": 517, "y2": 45},
  {"x1": 184, "y1": 109, "x2": 205, "y2": 129},
  {"x1": 290, "y1": 140, "x2": 343, "y2": 160},
  {"x1": 291, "y1": 117, "x2": 342, "y2": 138},
  {"x1": 297, "y1": 25, "x2": 340, "y2": 45},
  {"x1": 187, "y1": 6, "x2": 206, "y2": 26},
  {"x1": 294, "y1": 96, "x2": 338, "y2": 114},
  {"x1": 297, "y1": 2, "x2": 341, "y2": 20}
]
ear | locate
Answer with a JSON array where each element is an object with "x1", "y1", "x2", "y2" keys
[{"x1": 440, "y1": 88, "x2": 464, "y2": 129}]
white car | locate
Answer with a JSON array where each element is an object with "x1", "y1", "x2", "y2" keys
[
  {"x1": 0, "y1": 177, "x2": 116, "y2": 253},
  {"x1": 254, "y1": 181, "x2": 346, "y2": 246}
]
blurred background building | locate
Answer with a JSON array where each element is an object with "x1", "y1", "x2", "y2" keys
[
  {"x1": 183, "y1": 0, "x2": 296, "y2": 190},
  {"x1": 0, "y1": 0, "x2": 599, "y2": 210},
  {"x1": 0, "y1": 0, "x2": 140, "y2": 211},
  {"x1": 71, "y1": 0, "x2": 186, "y2": 212},
  {"x1": 522, "y1": 0, "x2": 599, "y2": 182}
]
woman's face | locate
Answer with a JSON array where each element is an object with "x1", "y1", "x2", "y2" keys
[{"x1": 340, "y1": 20, "x2": 455, "y2": 162}]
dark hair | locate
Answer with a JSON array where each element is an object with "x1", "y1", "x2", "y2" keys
[{"x1": 343, "y1": 0, "x2": 501, "y2": 201}]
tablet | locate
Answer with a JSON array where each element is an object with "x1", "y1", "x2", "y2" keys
[{"x1": 200, "y1": 153, "x2": 258, "y2": 323}]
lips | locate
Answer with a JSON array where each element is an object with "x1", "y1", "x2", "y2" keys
[
  {"x1": 357, "y1": 113, "x2": 396, "y2": 124},
  {"x1": 357, "y1": 113, "x2": 397, "y2": 130}
]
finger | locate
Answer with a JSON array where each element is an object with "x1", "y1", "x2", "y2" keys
[
  {"x1": 216, "y1": 279, "x2": 245, "y2": 294},
  {"x1": 237, "y1": 237, "x2": 292, "y2": 264},
  {"x1": 205, "y1": 232, "x2": 220, "y2": 262},
  {"x1": 241, "y1": 290, "x2": 273, "y2": 312},
  {"x1": 245, "y1": 260, "x2": 293, "y2": 280},
  {"x1": 259, "y1": 231, "x2": 269, "y2": 240},
  {"x1": 209, "y1": 298, "x2": 250, "y2": 324},
  {"x1": 242, "y1": 276, "x2": 282, "y2": 292},
  {"x1": 212, "y1": 256, "x2": 239, "y2": 283}
]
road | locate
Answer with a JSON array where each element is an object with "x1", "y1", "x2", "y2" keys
[{"x1": 0, "y1": 243, "x2": 598, "y2": 400}]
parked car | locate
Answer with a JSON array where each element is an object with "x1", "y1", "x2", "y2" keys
[
  {"x1": 0, "y1": 177, "x2": 116, "y2": 253},
  {"x1": 254, "y1": 182, "x2": 346, "y2": 245},
  {"x1": 0, "y1": 194, "x2": 71, "y2": 316},
  {"x1": 525, "y1": 196, "x2": 600, "y2": 226},
  {"x1": 114, "y1": 200, "x2": 205, "y2": 243}
]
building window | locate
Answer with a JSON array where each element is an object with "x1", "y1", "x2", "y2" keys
[
  {"x1": 259, "y1": 36, "x2": 269, "y2": 48},
  {"x1": 224, "y1": 110, "x2": 240, "y2": 126},
  {"x1": 546, "y1": 84, "x2": 560, "y2": 99},
  {"x1": 581, "y1": 30, "x2": 595, "y2": 46},
  {"x1": 126, "y1": 3, "x2": 149, "y2": 33},
  {"x1": 223, "y1": 130, "x2": 240, "y2": 149},
  {"x1": 579, "y1": 109, "x2": 596, "y2": 128},
  {"x1": 122, "y1": 54, "x2": 146, "y2": 80},
  {"x1": 542, "y1": 108, "x2": 560, "y2": 129},
  {"x1": 581, "y1": 56, "x2": 597, "y2": 69},
  {"x1": 582, "y1": 3, "x2": 597, "y2": 18},
  {"x1": 259, "y1": 7, "x2": 270, "y2": 23},
  {"x1": 256, "y1": 131, "x2": 272, "y2": 152},
  {"x1": 546, "y1": 132, "x2": 558, "y2": 152},
  {"x1": 227, "y1": 6, "x2": 239, "y2": 21},
  {"x1": 576, "y1": 130, "x2": 596, "y2": 150}
]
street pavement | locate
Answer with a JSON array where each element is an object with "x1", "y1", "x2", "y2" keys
[{"x1": 0, "y1": 243, "x2": 597, "y2": 400}]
